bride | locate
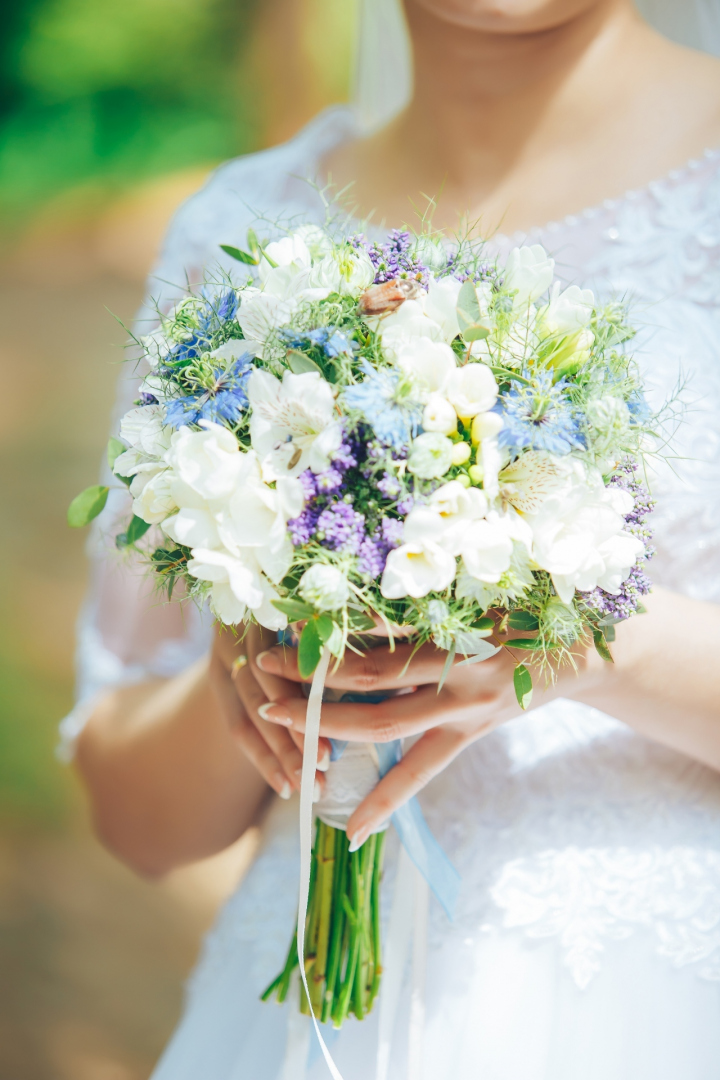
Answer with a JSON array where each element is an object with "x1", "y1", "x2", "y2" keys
[{"x1": 66, "y1": 0, "x2": 720, "y2": 1077}]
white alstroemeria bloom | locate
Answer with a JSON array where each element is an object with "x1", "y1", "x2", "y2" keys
[
  {"x1": 187, "y1": 547, "x2": 287, "y2": 630},
  {"x1": 248, "y1": 369, "x2": 342, "y2": 479},
  {"x1": 526, "y1": 467, "x2": 644, "y2": 604},
  {"x1": 407, "y1": 431, "x2": 455, "y2": 479},
  {"x1": 299, "y1": 564, "x2": 350, "y2": 610},
  {"x1": 497, "y1": 450, "x2": 573, "y2": 515},
  {"x1": 379, "y1": 299, "x2": 444, "y2": 357},
  {"x1": 114, "y1": 405, "x2": 173, "y2": 478},
  {"x1": 424, "y1": 275, "x2": 462, "y2": 343},
  {"x1": 504, "y1": 244, "x2": 555, "y2": 308},
  {"x1": 542, "y1": 282, "x2": 595, "y2": 336},
  {"x1": 131, "y1": 467, "x2": 176, "y2": 525},
  {"x1": 444, "y1": 363, "x2": 498, "y2": 419},
  {"x1": 165, "y1": 422, "x2": 243, "y2": 501},
  {"x1": 395, "y1": 339, "x2": 457, "y2": 402},
  {"x1": 380, "y1": 509, "x2": 457, "y2": 599},
  {"x1": 422, "y1": 393, "x2": 458, "y2": 435},
  {"x1": 460, "y1": 508, "x2": 533, "y2": 584}
]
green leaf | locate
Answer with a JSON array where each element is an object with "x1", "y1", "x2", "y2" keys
[
  {"x1": 489, "y1": 367, "x2": 532, "y2": 386},
  {"x1": 116, "y1": 515, "x2": 151, "y2": 548},
  {"x1": 508, "y1": 611, "x2": 540, "y2": 631},
  {"x1": 456, "y1": 279, "x2": 491, "y2": 342},
  {"x1": 348, "y1": 611, "x2": 376, "y2": 632},
  {"x1": 437, "y1": 642, "x2": 456, "y2": 693},
  {"x1": 314, "y1": 614, "x2": 335, "y2": 643},
  {"x1": 513, "y1": 664, "x2": 533, "y2": 710},
  {"x1": 298, "y1": 620, "x2": 323, "y2": 679},
  {"x1": 107, "y1": 436, "x2": 125, "y2": 470},
  {"x1": 220, "y1": 243, "x2": 257, "y2": 265},
  {"x1": 603, "y1": 624, "x2": 616, "y2": 642},
  {"x1": 286, "y1": 349, "x2": 322, "y2": 375},
  {"x1": 592, "y1": 628, "x2": 614, "y2": 663},
  {"x1": 456, "y1": 642, "x2": 500, "y2": 665},
  {"x1": 67, "y1": 485, "x2": 109, "y2": 528},
  {"x1": 272, "y1": 599, "x2": 316, "y2": 622},
  {"x1": 505, "y1": 637, "x2": 544, "y2": 651},
  {"x1": 246, "y1": 228, "x2": 262, "y2": 261},
  {"x1": 472, "y1": 616, "x2": 495, "y2": 631}
]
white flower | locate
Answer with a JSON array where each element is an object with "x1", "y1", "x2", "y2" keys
[
  {"x1": 209, "y1": 338, "x2": 254, "y2": 363},
  {"x1": 444, "y1": 363, "x2": 498, "y2": 419},
  {"x1": 497, "y1": 450, "x2": 572, "y2": 515},
  {"x1": 294, "y1": 224, "x2": 334, "y2": 259},
  {"x1": 131, "y1": 468, "x2": 176, "y2": 525},
  {"x1": 114, "y1": 405, "x2": 172, "y2": 478},
  {"x1": 412, "y1": 237, "x2": 447, "y2": 272},
  {"x1": 504, "y1": 244, "x2": 555, "y2": 307},
  {"x1": 422, "y1": 393, "x2": 458, "y2": 435},
  {"x1": 395, "y1": 339, "x2": 457, "y2": 402},
  {"x1": 258, "y1": 234, "x2": 312, "y2": 281},
  {"x1": 542, "y1": 283, "x2": 595, "y2": 336},
  {"x1": 379, "y1": 299, "x2": 444, "y2": 357},
  {"x1": 460, "y1": 510, "x2": 530, "y2": 584},
  {"x1": 187, "y1": 548, "x2": 287, "y2": 630},
  {"x1": 427, "y1": 481, "x2": 488, "y2": 551},
  {"x1": 381, "y1": 509, "x2": 457, "y2": 599},
  {"x1": 424, "y1": 275, "x2": 462, "y2": 342},
  {"x1": 166, "y1": 422, "x2": 243, "y2": 501},
  {"x1": 141, "y1": 327, "x2": 172, "y2": 370},
  {"x1": 407, "y1": 432, "x2": 455, "y2": 479},
  {"x1": 527, "y1": 467, "x2": 645, "y2": 604},
  {"x1": 162, "y1": 505, "x2": 220, "y2": 550},
  {"x1": 298, "y1": 564, "x2": 350, "y2": 611},
  {"x1": 334, "y1": 247, "x2": 376, "y2": 295},
  {"x1": 247, "y1": 369, "x2": 342, "y2": 479}
]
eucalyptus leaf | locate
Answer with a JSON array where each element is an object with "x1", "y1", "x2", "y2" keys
[
  {"x1": 272, "y1": 599, "x2": 317, "y2": 622},
  {"x1": 456, "y1": 279, "x2": 491, "y2": 342},
  {"x1": 315, "y1": 614, "x2": 335, "y2": 644},
  {"x1": 505, "y1": 637, "x2": 544, "y2": 651},
  {"x1": 592, "y1": 628, "x2": 614, "y2": 663},
  {"x1": 513, "y1": 664, "x2": 533, "y2": 711},
  {"x1": 456, "y1": 643, "x2": 501, "y2": 666},
  {"x1": 67, "y1": 485, "x2": 109, "y2": 528},
  {"x1": 286, "y1": 349, "x2": 322, "y2": 375},
  {"x1": 471, "y1": 616, "x2": 495, "y2": 631},
  {"x1": 298, "y1": 620, "x2": 323, "y2": 679},
  {"x1": 508, "y1": 611, "x2": 540, "y2": 631},
  {"x1": 107, "y1": 436, "x2": 125, "y2": 470},
  {"x1": 115, "y1": 515, "x2": 151, "y2": 548},
  {"x1": 437, "y1": 642, "x2": 456, "y2": 693},
  {"x1": 326, "y1": 622, "x2": 344, "y2": 658},
  {"x1": 220, "y1": 243, "x2": 257, "y2": 265}
]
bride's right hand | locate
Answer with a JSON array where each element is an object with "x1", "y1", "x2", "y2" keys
[{"x1": 211, "y1": 624, "x2": 330, "y2": 800}]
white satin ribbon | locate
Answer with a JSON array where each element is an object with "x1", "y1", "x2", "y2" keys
[{"x1": 280, "y1": 973, "x2": 312, "y2": 1080}]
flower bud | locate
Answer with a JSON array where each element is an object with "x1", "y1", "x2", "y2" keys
[
  {"x1": 298, "y1": 564, "x2": 350, "y2": 611},
  {"x1": 450, "y1": 441, "x2": 471, "y2": 465},
  {"x1": 471, "y1": 411, "x2": 504, "y2": 445},
  {"x1": 422, "y1": 393, "x2": 457, "y2": 435}
]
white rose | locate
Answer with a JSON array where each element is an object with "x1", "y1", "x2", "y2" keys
[
  {"x1": 424, "y1": 275, "x2": 462, "y2": 343},
  {"x1": 504, "y1": 244, "x2": 555, "y2": 307},
  {"x1": 542, "y1": 283, "x2": 595, "y2": 335},
  {"x1": 166, "y1": 422, "x2": 242, "y2": 501},
  {"x1": 527, "y1": 469, "x2": 645, "y2": 604},
  {"x1": 395, "y1": 338, "x2": 457, "y2": 401},
  {"x1": 407, "y1": 431, "x2": 455, "y2": 479},
  {"x1": 334, "y1": 247, "x2": 376, "y2": 294},
  {"x1": 131, "y1": 468, "x2": 176, "y2": 525},
  {"x1": 298, "y1": 564, "x2": 350, "y2": 611},
  {"x1": 422, "y1": 393, "x2": 458, "y2": 435},
  {"x1": 141, "y1": 327, "x2": 172, "y2": 369},
  {"x1": 247, "y1": 369, "x2": 341, "y2": 479},
  {"x1": 444, "y1": 363, "x2": 498, "y2": 419}
]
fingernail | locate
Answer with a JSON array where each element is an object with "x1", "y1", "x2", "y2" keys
[
  {"x1": 313, "y1": 780, "x2": 321, "y2": 803},
  {"x1": 278, "y1": 781, "x2": 292, "y2": 801},
  {"x1": 348, "y1": 826, "x2": 369, "y2": 853},
  {"x1": 258, "y1": 702, "x2": 292, "y2": 726},
  {"x1": 317, "y1": 748, "x2": 330, "y2": 772},
  {"x1": 256, "y1": 650, "x2": 275, "y2": 672}
]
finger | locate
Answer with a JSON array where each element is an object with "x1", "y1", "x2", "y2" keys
[
  {"x1": 209, "y1": 655, "x2": 291, "y2": 798},
  {"x1": 345, "y1": 726, "x2": 470, "y2": 843},
  {"x1": 259, "y1": 683, "x2": 493, "y2": 741},
  {"x1": 256, "y1": 640, "x2": 453, "y2": 692}
]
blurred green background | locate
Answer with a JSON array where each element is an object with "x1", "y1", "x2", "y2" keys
[{"x1": 0, "y1": 2, "x2": 355, "y2": 1076}]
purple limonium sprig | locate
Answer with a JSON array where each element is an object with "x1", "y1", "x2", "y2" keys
[
  {"x1": 351, "y1": 230, "x2": 430, "y2": 289},
  {"x1": 316, "y1": 500, "x2": 366, "y2": 555},
  {"x1": 357, "y1": 517, "x2": 404, "y2": 578},
  {"x1": 582, "y1": 460, "x2": 655, "y2": 621}
]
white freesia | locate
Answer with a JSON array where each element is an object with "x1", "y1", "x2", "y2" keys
[
  {"x1": 527, "y1": 466, "x2": 645, "y2": 604},
  {"x1": 131, "y1": 468, "x2": 176, "y2": 525},
  {"x1": 165, "y1": 422, "x2": 243, "y2": 501},
  {"x1": 259, "y1": 234, "x2": 312, "y2": 281},
  {"x1": 248, "y1": 369, "x2": 342, "y2": 479},
  {"x1": 395, "y1": 339, "x2": 457, "y2": 402},
  {"x1": 299, "y1": 564, "x2": 350, "y2": 610},
  {"x1": 444, "y1": 363, "x2": 498, "y2": 419},
  {"x1": 427, "y1": 481, "x2": 488, "y2": 549},
  {"x1": 460, "y1": 508, "x2": 532, "y2": 584},
  {"x1": 504, "y1": 244, "x2": 555, "y2": 307},
  {"x1": 407, "y1": 431, "x2": 455, "y2": 479},
  {"x1": 422, "y1": 393, "x2": 458, "y2": 435},
  {"x1": 187, "y1": 547, "x2": 287, "y2": 630},
  {"x1": 424, "y1": 275, "x2": 462, "y2": 342},
  {"x1": 114, "y1": 405, "x2": 173, "y2": 478},
  {"x1": 380, "y1": 508, "x2": 457, "y2": 598},
  {"x1": 542, "y1": 283, "x2": 595, "y2": 335},
  {"x1": 379, "y1": 299, "x2": 444, "y2": 357}
]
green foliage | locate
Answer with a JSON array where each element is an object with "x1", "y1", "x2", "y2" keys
[
  {"x1": 298, "y1": 620, "x2": 323, "y2": 679},
  {"x1": 592, "y1": 628, "x2": 614, "y2": 663},
  {"x1": 67, "y1": 484, "x2": 108, "y2": 527},
  {"x1": 115, "y1": 514, "x2": 151, "y2": 548},
  {"x1": 106, "y1": 435, "x2": 125, "y2": 469},
  {"x1": 513, "y1": 664, "x2": 533, "y2": 711},
  {"x1": 508, "y1": 611, "x2": 540, "y2": 631},
  {"x1": 456, "y1": 279, "x2": 490, "y2": 343}
]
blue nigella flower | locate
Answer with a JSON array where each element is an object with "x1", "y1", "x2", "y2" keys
[
  {"x1": 343, "y1": 362, "x2": 422, "y2": 450},
  {"x1": 165, "y1": 353, "x2": 253, "y2": 429},
  {"x1": 496, "y1": 371, "x2": 585, "y2": 456},
  {"x1": 280, "y1": 326, "x2": 357, "y2": 359}
]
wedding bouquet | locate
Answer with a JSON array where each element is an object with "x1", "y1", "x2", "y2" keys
[{"x1": 69, "y1": 220, "x2": 655, "y2": 1028}]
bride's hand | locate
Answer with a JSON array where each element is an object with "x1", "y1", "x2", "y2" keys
[
  {"x1": 211, "y1": 624, "x2": 331, "y2": 801},
  {"x1": 255, "y1": 635, "x2": 583, "y2": 847}
]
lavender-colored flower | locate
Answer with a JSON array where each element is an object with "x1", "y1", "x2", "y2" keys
[
  {"x1": 316, "y1": 501, "x2": 366, "y2": 554},
  {"x1": 377, "y1": 472, "x2": 402, "y2": 499},
  {"x1": 351, "y1": 230, "x2": 430, "y2": 288},
  {"x1": 288, "y1": 506, "x2": 320, "y2": 547},
  {"x1": 357, "y1": 516, "x2": 404, "y2": 578},
  {"x1": 138, "y1": 391, "x2": 158, "y2": 406}
]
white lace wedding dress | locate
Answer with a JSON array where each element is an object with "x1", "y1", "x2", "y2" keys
[{"x1": 63, "y1": 107, "x2": 720, "y2": 1079}]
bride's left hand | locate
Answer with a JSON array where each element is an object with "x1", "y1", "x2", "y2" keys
[{"x1": 255, "y1": 637, "x2": 584, "y2": 848}]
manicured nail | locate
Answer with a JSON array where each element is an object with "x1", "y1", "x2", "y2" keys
[
  {"x1": 278, "y1": 781, "x2": 292, "y2": 800},
  {"x1": 317, "y1": 748, "x2": 330, "y2": 772},
  {"x1": 258, "y1": 702, "x2": 292, "y2": 726},
  {"x1": 313, "y1": 780, "x2": 321, "y2": 803},
  {"x1": 256, "y1": 650, "x2": 275, "y2": 672},
  {"x1": 348, "y1": 826, "x2": 369, "y2": 853}
]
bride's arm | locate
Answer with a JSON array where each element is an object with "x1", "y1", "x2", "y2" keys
[{"x1": 254, "y1": 585, "x2": 720, "y2": 847}]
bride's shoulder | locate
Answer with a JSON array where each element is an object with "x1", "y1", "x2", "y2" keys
[{"x1": 156, "y1": 107, "x2": 356, "y2": 279}]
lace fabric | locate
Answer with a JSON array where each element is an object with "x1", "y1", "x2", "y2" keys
[{"x1": 66, "y1": 107, "x2": 720, "y2": 1076}]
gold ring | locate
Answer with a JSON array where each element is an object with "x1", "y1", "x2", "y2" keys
[{"x1": 231, "y1": 655, "x2": 248, "y2": 676}]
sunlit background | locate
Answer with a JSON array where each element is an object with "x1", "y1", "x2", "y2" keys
[{"x1": 0, "y1": 2, "x2": 356, "y2": 1076}]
